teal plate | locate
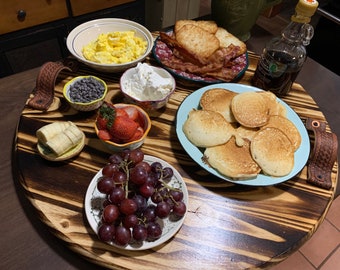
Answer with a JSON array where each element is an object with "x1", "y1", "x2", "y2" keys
[{"x1": 176, "y1": 83, "x2": 310, "y2": 186}]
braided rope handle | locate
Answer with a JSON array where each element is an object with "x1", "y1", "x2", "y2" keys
[
  {"x1": 27, "y1": 61, "x2": 73, "y2": 111},
  {"x1": 306, "y1": 118, "x2": 338, "y2": 190}
]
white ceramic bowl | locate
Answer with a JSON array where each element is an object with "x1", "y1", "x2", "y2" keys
[
  {"x1": 66, "y1": 18, "x2": 153, "y2": 73},
  {"x1": 120, "y1": 65, "x2": 176, "y2": 110}
]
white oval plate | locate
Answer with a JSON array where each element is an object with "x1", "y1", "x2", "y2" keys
[
  {"x1": 84, "y1": 155, "x2": 188, "y2": 250},
  {"x1": 176, "y1": 83, "x2": 310, "y2": 186}
]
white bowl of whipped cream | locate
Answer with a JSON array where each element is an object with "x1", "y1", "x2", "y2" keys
[{"x1": 120, "y1": 63, "x2": 176, "y2": 110}]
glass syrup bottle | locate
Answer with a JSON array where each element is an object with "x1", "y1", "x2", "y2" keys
[{"x1": 252, "y1": 0, "x2": 319, "y2": 97}]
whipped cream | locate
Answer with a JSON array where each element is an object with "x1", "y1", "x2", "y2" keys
[{"x1": 123, "y1": 63, "x2": 173, "y2": 101}]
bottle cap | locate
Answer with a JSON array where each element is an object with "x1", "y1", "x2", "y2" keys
[{"x1": 295, "y1": 0, "x2": 319, "y2": 18}]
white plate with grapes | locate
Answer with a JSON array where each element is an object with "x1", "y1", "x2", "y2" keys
[{"x1": 84, "y1": 149, "x2": 188, "y2": 250}]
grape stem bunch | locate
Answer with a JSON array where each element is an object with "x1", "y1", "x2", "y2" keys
[{"x1": 96, "y1": 148, "x2": 186, "y2": 246}]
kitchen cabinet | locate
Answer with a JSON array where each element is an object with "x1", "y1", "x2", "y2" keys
[
  {"x1": 69, "y1": 0, "x2": 134, "y2": 16},
  {"x1": 0, "y1": 0, "x2": 145, "y2": 78},
  {"x1": 0, "y1": 0, "x2": 69, "y2": 35}
]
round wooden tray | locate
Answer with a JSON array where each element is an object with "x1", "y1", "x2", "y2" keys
[{"x1": 14, "y1": 51, "x2": 338, "y2": 269}]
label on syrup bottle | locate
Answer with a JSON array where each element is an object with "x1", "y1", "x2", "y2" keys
[{"x1": 252, "y1": 51, "x2": 299, "y2": 96}]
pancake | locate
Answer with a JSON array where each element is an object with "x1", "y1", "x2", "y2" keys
[
  {"x1": 182, "y1": 109, "x2": 234, "y2": 147},
  {"x1": 199, "y1": 88, "x2": 237, "y2": 123},
  {"x1": 234, "y1": 125, "x2": 259, "y2": 146},
  {"x1": 231, "y1": 91, "x2": 270, "y2": 128},
  {"x1": 204, "y1": 136, "x2": 261, "y2": 179},
  {"x1": 262, "y1": 115, "x2": 301, "y2": 151},
  {"x1": 251, "y1": 127, "x2": 295, "y2": 177},
  {"x1": 258, "y1": 91, "x2": 287, "y2": 117}
]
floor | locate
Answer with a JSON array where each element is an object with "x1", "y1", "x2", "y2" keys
[
  {"x1": 199, "y1": 1, "x2": 340, "y2": 269},
  {"x1": 272, "y1": 196, "x2": 340, "y2": 270}
]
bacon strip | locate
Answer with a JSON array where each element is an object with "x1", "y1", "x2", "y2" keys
[
  {"x1": 159, "y1": 32, "x2": 241, "y2": 81},
  {"x1": 159, "y1": 32, "x2": 203, "y2": 66}
]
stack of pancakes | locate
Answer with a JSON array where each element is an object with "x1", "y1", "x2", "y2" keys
[{"x1": 182, "y1": 88, "x2": 301, "y2": 180}]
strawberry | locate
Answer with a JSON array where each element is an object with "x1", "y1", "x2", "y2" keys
[
  {"x1": 116, "y1": 107, "x2": 129, "y2": 118},
  {"x1": 135, "y1": 112, "x2": 145, "y2": 128},
  {"x1": 97, "y1": 102, "x2": 116, "y2": 129},
  {"x1": 129, "y1": 126, "x2": 144, "y2": 141},
  {"x1": 109, "y1": 116, "x2": 138, "y2": 141},
  {"x1": 123, "y1": 106, "x2": 139, "y2": 121},
  {"x1": 96, "y1": 116, "x2": 108, "y2": 130},
  {"x1": 97, "y1": 129, "x2": 112, "y2": 141},
  {"x1": 110, "y1": 136, "x2": 124, "y2": 144}
]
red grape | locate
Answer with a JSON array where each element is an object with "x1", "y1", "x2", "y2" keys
[
  {"x1": 102, "y1": 163, "x2": 119, "y2": 177},
  {"x1": 151, "y1": 162, "x2": 162, "y2": 173},
  {"x1": 147, "y1": 222, "x2": 162, "y2": 241},
  {"x1": 129, "y1": 166, "x2": 147, "y2": 185},
  {"x1": 132, "y1": 224, "x2": 147, "y2": 242},
  {"x1": 108, "y1": 186, "x2": 125, "y2": 204},
  {"x1": 135, "y1": 161, "x2": 151, "y2": 173},
  {"x1": 97, "y1": 176, "x2": 115, "y2": 194},
  {"x1": 120, "y1": 149, "x2": 131, "y2": 161},
  {"x1": 173, "y1": 201, "x2": 186, "y2": 217},
  {"x1": 119, "y1": 198, "x2": 138, "y2": 215},
  {"x1": 115, "y1": 225, "x2": 131, "y2": 246},
  {"x1": 95, "y1": 147, "x2": 187, "y2": 246},
  {"x1": 145, "y1": 172, "x2": 158, "y2": 187},
  {"x1": 132, "y1": 194, "x2": 147, "y2": 213},
  {"x1": 122, "y1": 214, "x2": 139, "y2": 228},
  {"x1": 139, "y1": 183, "x2": 155, "y2": 198},
  {"x1": 109, "y1": 153, "x2": 123, "y2": 164},
  {"x1": 155, "y1": 201, "x2": 171, "y2": 218},
  {"x1": 102, "y1": 204, "x2": 120, "y2": 223},
  {"x1": 162, "y1": 167, "x2": 173, "y2": 181},
  {"x1": 112, "y1": 171, "x2": 127, "y2": 185},
  {"x1": 170, "y1": 190, "x2": 183, "y2": 202},
  {"x1": 98, "y1": 223, "x2": 115, "y2": 242},
  {"x1": 128, "y1": 148, "x2": 144, "y2": 164},
  {"x1": 164, "y1": 197, "x2": 175, "y2": 210},
  {"x1": 142, "y1": 205, "x2": 157, "y2": 222},
  {"x1": 151, "y1": 191, "x2": 163, "y2": 204}
]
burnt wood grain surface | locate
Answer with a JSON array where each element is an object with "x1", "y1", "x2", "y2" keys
[{"x1": 11, "y1": 46, "x2": 338, "y2": 269}]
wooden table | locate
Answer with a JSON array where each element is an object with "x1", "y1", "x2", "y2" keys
[{"x1": 13, "y1": 45, "x2": 338, "y2": 269}]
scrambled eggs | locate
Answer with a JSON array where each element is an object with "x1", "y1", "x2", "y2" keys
[{"x1": 82, "y1": 31, "x2": 147, "y2": 64}]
